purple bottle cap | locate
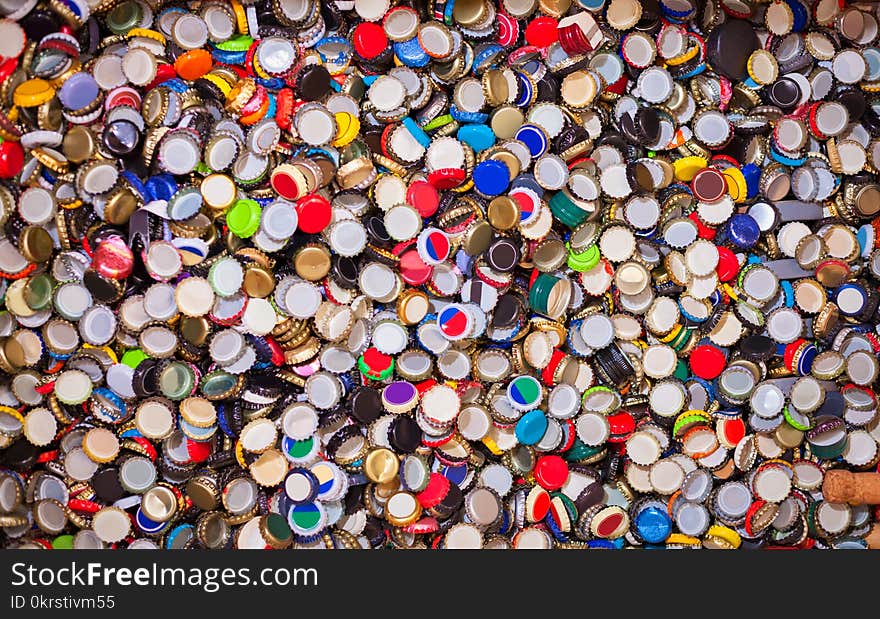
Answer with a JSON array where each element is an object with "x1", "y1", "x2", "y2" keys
[
  {"x1": 58, "y1": 72, "x2": 99, "y2": 111},
  {"x1": 382, "y1": 381, "x2": 418, "y2": 412}
]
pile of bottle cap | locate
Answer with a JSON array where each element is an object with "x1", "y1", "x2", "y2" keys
[{"x1": 1, "y1": 0, "x2": 880, "y2": 550}]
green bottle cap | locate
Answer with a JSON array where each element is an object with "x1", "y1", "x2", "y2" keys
[
  {"x1": 121, "y1": 348, "x2": 149, "y2": 369},
  {"x1": 159, "y1": 361, "x2": 195, "y2": 400},
  {"x1": 52, "y1": 534, "x2": 75, "y2": 549},
  {"x1": 216, "y1": 35, "x2": 254, "y2": 52},
  {"x1": 673, "y1": 359, "x2": 689, "y2": 381},
  {"x1": 106, "y1": 1, "x2": 143, "y2": 35},
  {"x1": 24, "y1": 273, "x2": 53, "y2": 310},
  {"x1": 226, "y1": 199, "x2": 262, "y2": 238}
]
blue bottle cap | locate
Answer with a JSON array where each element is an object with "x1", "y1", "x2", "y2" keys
[
  {"x1": 634, "y1": 505, "x2": 672, "y2": 544},
  {"x1": 835, "y1": 282, "x2": 868, "y2": 317},
  {"x1": 514, "y1": 124, "x2": 549, "y2": 158},
  {"x1": 403, "y1": 117, "x2": 431, "y2": 149},
  {"x1": 457, "y1": 123, "x2": 495, "y2": 152},
  {"x1": 394, "y1": 37, "x2": 431, "y2": 67},
  {"x1": 725, "y1": 213, "x2": 761, "y2": 248},
  {"x1": 145, "y1": 173, "x2": 178, "y2": 202},
  {"x1": 472, "y1": 159, "x2": 511, "y2": 197},
  {"x1": 515, "y1": 409, "x2": 549, "y2": 445},
  {"x1": 510, "y1": 173, "x2": 544, "y2": 197}
]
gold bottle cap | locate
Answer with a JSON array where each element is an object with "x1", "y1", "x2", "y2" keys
[
  {"x1": 453, "y1": 0, "x2": 488, "y2": 27},
  {"x1": 488, "y1": 196, "x2": 520, "y2": 231},
  {"x1": 774, "y1": 422, "x2": 804, "y2": 449},
  {"x1": 196, "y1": 511, "x2": 230, "y2": 548},
  {"x1": 141, "y1": 484, "x2": 178, "y2": 522},
  {"x1": 384, "y1": 490, "x2": 422, "y2": 526},
  {"x1": 462, "y1": 219, "x2": 493, "y2": 255},
  {"x1": 82, "y1": 427, "x2": 120, "y2": 464},
  {"x1": 62, "y1": 125, "x2": 96, "y2": 164},
  {"x1": 539, "y1": 0, "x2": 571, "y2": 18},
  {"x1": 179, "y1": 396, "x2": 217, "y2": 428},
  {"x1": 533, "y1": 238, "x2": 568, "y2": 272},
  {"x1": 853, "y1": 184, "x2": 880, "y2": 217},
  {"x1": 19, "y1": 226, "x2": 54, "y2": 263},
  {"x1": 104, "y1": 185, "x2": 139, "y2": 225},
  {"x1": 364, "y1": 447, "x2": 400, "y2": 484},
  {"x1": 0, "y1": 336, "x2": 27, "y2": 374},
  {"x1": 489, "y1": 149, "x2": 521, "y2": 179},
  {"x1": 180, "y1": 315, "x2": 211, "y2": 346},
  {"x1": 490, "y1": 105, "x2": 525, "y2": 140},
  {"x1": 294, "y1": 244, "x2": 332, "y2": 281},
  {"x1": 250, "y1": 448, "x2": 288, "y2": 487},
  {"x1": 482, "y1": 69, "x2": 510, "y2": 106},
  {"x1": 243, "y1": 265, "x2": 275, "y2": 297},
  {"x1": 397, "y1": 288, "x2": 431, "y2": 326},
  {"x1": 186, "y1": 475, "x2": 220, "y2": 511},
  {"x1": 5, "y1": 279, "x2": 36, "y2": 318}
]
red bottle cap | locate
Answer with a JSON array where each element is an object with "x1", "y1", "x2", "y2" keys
[
  {"x1": 295, "y1": 194, "x2": 332, "y2": 233},
  {"x1": 187, "y1": 438, "x2": 212, "y2": 463},
  {"x1": 416, "y1": 472, "x2": 451, "y2": 508},
  {"x1": 717, "y1": 417, "x2": 746, "y2": 447},
  {"x1": 399, "y1": 248, "x2": 433, "y2": 286},
  {"x1": 0, "y1": 141, "x2": 24, "y2": 179},
  {"x1": 145, "y1": 63, "x2": 178, "y2": 90},
  {"x1": 0, "y1": 57, "x2": 18, "y2": 84},
  {"x1": 607, "y1": 411, "x2": 635, "y2": 441},
  {"x1": 716, "y1": 246, "x2": 740, "y2": 281},
  {"x1": 352, "y1": 22, "x2": 388, "y2": 60},
  {"x1": 783, "y1": 338, "x2": 807, "y2": 371},
  {"x1": 534, "y1": 455, "x2": 569, "y2": 490},
  {"x1": 525, "y1": 16, "x2": 559, "y2": 48},
  {"x1": 689, "y1": 211, "x2": 717, "y2": 240},
  {"x1": 427, "y1": 168, "x2": 466, "y2": 189},
  {"x1": 689, "y1": 344, "x2": 727, "y2": 379},
  {"x1": 407, "y1": 179, "x2": 440, "y2": 218}
]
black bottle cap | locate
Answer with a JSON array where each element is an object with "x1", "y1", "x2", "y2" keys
[
  {"x1": 1, "y1": 439, "x2": 38, "y2": 471},
  {"x1": 132, "y1": 358, "x2": 159, "y2": 397},
  {"x1": 388, "y1": 415, "x2": 421, "y2": 453},
  {"x1": 740, "y1": 335, "x2": 776, "y2": 362},
  {"x1": 102, "y1": 120, "x2": 140, "y2": 156},
  {"x1": 296, "y1": 64, "x2": 332, "y2": 101},
  {"x1": 835, "y1": 87, "x2": 866, "y2": 121},
  {"x1": 92, "y1": 467, "x2": 126, "y2": 503},
  {"x1": 817, "y1": 391, "x2": 845, "y2": 418},
  {"x1": 767, "y1": 77, "x2": 801, "y2": 109},
  {"x1": 705, "y1": 19, "x2": 759, "y2": 81},
  {"x1": 349, "y1": 387, "x2": 382, "y2": 424},
  {"x1": 332, "y1": 255, "x2": 360, "y2": 289},
  {"x1": 364, "y1": 214, "x2": 392, "y2": 246},
  {"x1": 574, "y1": 481, "x2": 604, "y2": 513},
  {"x1": 492, "y1": 294, "x2": 520, "y2": 328},
  {"x1": 486, "y1": 238, "x2": 520, "y2": 273}
]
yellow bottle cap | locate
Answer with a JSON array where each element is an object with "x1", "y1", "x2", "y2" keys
[
  {"x1": 723, "y1": 167, "x2": 749, "y2": 203},
  {"x1": 672, "y1": 156, "x2": 708, "y2": 182},
  {"x1": 13, "y1": 79, "x2": 56, "y2": 108}
]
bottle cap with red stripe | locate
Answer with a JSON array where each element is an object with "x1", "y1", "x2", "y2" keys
[
  {"x1": 510, "y1": 187, "x2": 542, "y2": 226},
  {"x1": 437, "y1": 303, "x2": 474, "y2": 341},
  {"x1": 417, "y1": 227, "x2": 452, "y2": 265}
]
